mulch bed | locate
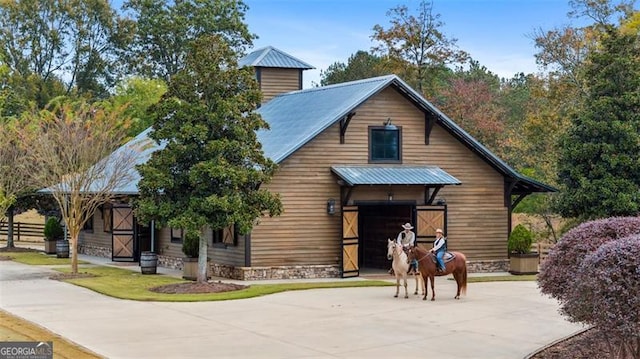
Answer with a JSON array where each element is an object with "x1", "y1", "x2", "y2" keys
[
  {"x1": 530, "y1": 327, "x2": 625, "y2": 358},
  {"x1": 49, "y1": 272, "x2": 97, "y2": 280},
  {"x1": 0, "y1": 246, "x2": 40, "y2": 253},
  {"x1": 150, "y1": 281, "x2": 248, "y2": 294}
]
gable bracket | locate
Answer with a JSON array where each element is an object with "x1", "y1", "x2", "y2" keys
[
  {"x1": 341, "y1": 186, "x2": 355, "y2": 206},
  {"x1": 425, "y1": 111, "x2": 437, "y2": 145},
  {"x1": 425, "y1": 186, "x2": 443, "y2": 205},
  {"x1": 504, "y1": 179, "x2": 518, "y2": 207},
  {"x1": 340, "y1": 112, "x2": 356, "y2": 144}
]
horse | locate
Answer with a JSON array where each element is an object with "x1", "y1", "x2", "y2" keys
[
  {"x1": 386, "y1": 239, "x2": 425, "y2": 298},
  {"x1": 408, "y1": 245, "x2": 467, "y2": 301}
]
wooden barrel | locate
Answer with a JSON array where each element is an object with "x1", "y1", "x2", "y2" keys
[
  {"x1": 56, "y1": 240, "x2": 69, "y2": 258},
  {"x1": 140, "y1": 251, "x2": 158, "y2": 275}
]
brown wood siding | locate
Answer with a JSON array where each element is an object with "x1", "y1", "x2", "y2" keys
[
  {"x1": 79, "y1": 212, "x2": 111, "y2": 249},
  {"x1": 251, "y1": 86, "x2": 508, "y2": 266},
  {"x1": 155, "y1": 226, "x2": 246, "y2": 266},
  {"x1": 259, "y1": 68, "x2": 301, "y2": 103}
]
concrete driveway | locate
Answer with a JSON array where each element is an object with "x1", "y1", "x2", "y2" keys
[{"x1": 0, "y1": 259, "x2": 584, "y2": 359}]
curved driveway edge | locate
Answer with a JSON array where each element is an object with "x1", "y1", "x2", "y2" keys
[{"x1": 0, "y1": 260, "x2": 584, "y2": 359}]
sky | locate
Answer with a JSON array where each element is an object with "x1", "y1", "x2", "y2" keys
[{"x1": 243, "y1": 0, "x2": 583, "y2": 88}]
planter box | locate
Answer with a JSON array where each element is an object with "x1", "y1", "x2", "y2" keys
[
  {"x1": 183, "y1": 257, "x2": 210, "y2": 281},
  {"x1": 509, "y1": 252, "x2": 539, "y2": 275},
  {"x1": 44, "y1": 240, "x2": 57, "y2": 254}
]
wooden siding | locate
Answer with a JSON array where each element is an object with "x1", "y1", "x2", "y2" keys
[
  {"x1": 259, "y1": 68, "x2": 301, "y2": 102},
  {"x1": 251, "y1": 86, "x2": 509, "y2": 266},
  {"x1": 79, "y1": 211, "x2": 111, "y2": 248}
]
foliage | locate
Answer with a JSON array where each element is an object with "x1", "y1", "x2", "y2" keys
[
  {"x1": 538, "y1": 216, "x2": 640, "y2": 302},
  {"x1": 21, "y1": 97, "x2": 137, "y2": 274},
  {"x1": 0, "y1": 0, "x2": 131, "y2": 100},
  {"x1": 134, "y1": 35, "x2": 283, "y2": 282},
  {"x1": 319, "y1": 51, "x2": 388, "y2": 86},
  {"x1": 370, "y1": 0, "x2": 468, "y2": 96},
  {"x1": 555, "y1": 29, "x2": 640, "y2": 220},
  {"x1": 121, "y1": 0, "x2": 255, "y2": 82},
  {"x1": 43, "y1": 217, "x2": 64, "y2": 241},
  {"x1": 109, "y1": 77, "x2": 167, "y2": 137},
  {"x1": 181, "y1": 231, "x2": 200, "y2": 258},
  {"x1": 508, "y1": 224, "x2": 535, "y2": 254}
]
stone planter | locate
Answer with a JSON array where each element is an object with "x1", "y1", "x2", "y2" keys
[
  {"x1": 44, "y1": 240, "x2": 57, "y2": 254},
  {"x1": 56, "y1": 240, "x2": 70, "y2": 258},
  {"x1": 509, "y1": 252, "x2": 539, "y2": 275}
]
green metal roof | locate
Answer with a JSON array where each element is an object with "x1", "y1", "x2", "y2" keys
[{"x1": 331, "y1": 165, "x2": 461, "y2": 186}]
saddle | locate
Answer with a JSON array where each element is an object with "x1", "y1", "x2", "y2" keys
[{"x1": 430, "y1": 251, "x2": 456, "y2": 264}]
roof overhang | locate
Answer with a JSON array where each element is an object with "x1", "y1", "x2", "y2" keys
[{"x1": 331, "y1": 165, "x2": 461, "y2": 186}]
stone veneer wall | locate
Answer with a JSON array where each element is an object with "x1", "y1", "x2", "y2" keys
[
  {"x1": 77, "y1": 244, "x2": 111, "y2": 259},
  {"x1": 467, "y1": 259, "x2": 509, "y2": 273}
]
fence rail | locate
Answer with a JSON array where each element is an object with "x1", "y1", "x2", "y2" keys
[
  {"x1": 531, "y1": 242, "x2": 554, "y2": 264},
  {"x1": 0, "y1": 222, "x2": 45, "y2": 241}
]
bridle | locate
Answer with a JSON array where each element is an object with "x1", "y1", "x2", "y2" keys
[{"x1": 410, "y1": 247, "x2": 430, "y2": 263}]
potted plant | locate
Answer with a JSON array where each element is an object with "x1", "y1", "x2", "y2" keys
[
  {"x1": 43, "y1": 217, "x2": 64, "y2": 255},
  {"x1": 508, "y1": 224, "x2": 539, "y2": 275},
  {"x1": 182, "y1": 230, "x2": 201, "y2": 281}
]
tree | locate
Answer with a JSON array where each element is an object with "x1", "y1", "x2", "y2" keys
[
  {"x1": 556, "y1": 28, "x2": 640, "y2": 220},
  {"x1": 121, "y1": 0, "x2": 255, "y2": 82},
  {"x1": 319, "y1": 51, "x2": 388, "y2": 86},
  {"x1": 22, "y1": 98, "x2": 136, "y2": 273},
  {"x1": 0, "y1": 0, "x2": 131, "y2": 100},
  {"x1": 371, "y1": 0, "x2": 468, "y2": 96},
  {"x1": 135, "y1": 35, "x2": 283, "y2": 283},
  {"x1": 109, "y1": 77, "x2": 167, "y2": 137},
  {"x1": 0, "y1": 119, "x2": 36, "y2": 248}
]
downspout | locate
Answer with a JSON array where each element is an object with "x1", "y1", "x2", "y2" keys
[{"x1": 151, "y1": 220, "x2": 155, "y2": 253}]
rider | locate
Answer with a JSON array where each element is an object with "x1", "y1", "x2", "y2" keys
[
  {"x1": 396, "y1": 223, "x2": 418, "y2": 275},
  {"x1": 430, "y1": 228, "x2": 447, "y2": 272}
]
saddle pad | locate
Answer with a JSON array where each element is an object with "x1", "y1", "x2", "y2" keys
[{"x1": 431, "y1": 251, "x2": 456, "y2": 263}]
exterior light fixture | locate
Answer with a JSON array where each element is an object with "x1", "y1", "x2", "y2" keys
[
  {"x1": 327, "y1": 198, "x2": 336, "y2": 215},
  {"x1": 383, "y1": 118, "x2": 397, "y2": 130}
]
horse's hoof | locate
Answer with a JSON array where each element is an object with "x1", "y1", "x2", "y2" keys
[
  {"x1": 455, "y1": 296, "x2": 460, "y2": 300},
  {"x1": 394, "y1": 295, "x2": 398, "y2": 298},
  {"x1": 404, "y1": 295, "x2": 409, "y2": 299},
  {"x1": 430, "y1": 298, "x2": 435, "y2": 301}
]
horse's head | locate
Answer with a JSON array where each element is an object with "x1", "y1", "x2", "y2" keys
[
  {"x1": 386, "y1": 239, "x2": 397, "y2": 260},
  {"x1": 407, "y1": 247, "x2": 416, "y2": 262}
]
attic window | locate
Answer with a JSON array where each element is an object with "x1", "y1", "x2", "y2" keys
[{"x1": 369, "y1": 126, "x2": 401, "y2": 163}]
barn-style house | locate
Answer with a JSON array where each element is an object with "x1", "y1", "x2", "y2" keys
[{"x1": 78, "y1": 46, "x2": 555, "y2": 280}]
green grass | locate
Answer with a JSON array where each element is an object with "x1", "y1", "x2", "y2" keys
[
  {"x1": 3, "y1": 252, "x2": 89, "y2": 265},
  {"x1": 55, "y1": 266, "x2": 394, "y2": 302},
  {"x1": 465, "y1": 274, "x2": 537, "y2": 282}
]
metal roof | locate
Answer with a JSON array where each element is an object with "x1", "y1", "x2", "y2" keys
[
  {"x1": 331, "y1": 165, "x2": 461, "y2": 186},
  {"x1": 238, "y1": 46, "x2": 314, "y2": 69}
]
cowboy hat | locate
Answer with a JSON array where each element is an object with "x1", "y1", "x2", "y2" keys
[
  {"x1": 402, "y1": 223, "x2": 414, "y2": 230},
  {"x1": 435, "y1": 228, "x2": 443, "y2": 234}
]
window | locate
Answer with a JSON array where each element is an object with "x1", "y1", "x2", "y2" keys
[
  {"x1": 212, "y1": 225, "x2": 238, "y2": 248},
  {"x1": 82, "y1": 217, "x2": 94, "y2": 232},
  {"x1": 369, "y1": 126, "x2": 401, "y2": 163},
  {"x1": 102, "y1": 204, "x2": 112, "y2": 233},
  {"x1": 170, "y1": 228, "x2": 183, "y2": 244}
]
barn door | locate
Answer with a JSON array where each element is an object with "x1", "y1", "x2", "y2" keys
[
  {"x1": 112, "y1": 205, "x2": 136, "y2": 261},
  {"x1": 415, "y1": 205, "x2": 446, "y2": 247},
  {"x1": 341, "y1": 206, "x2": 359, "y2": 278}
]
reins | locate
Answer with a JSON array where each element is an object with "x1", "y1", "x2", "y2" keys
[{"x1": 411, "y1": 248, "x2": 430, "y2": 263}]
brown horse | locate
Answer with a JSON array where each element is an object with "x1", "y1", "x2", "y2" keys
[{"x1": 408, "y1": 245, "x2": 467, "y2": 301}]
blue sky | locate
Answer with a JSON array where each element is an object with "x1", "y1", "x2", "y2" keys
[{"x1": 244, "y1": 0, "x2": 582, "y2": 87}]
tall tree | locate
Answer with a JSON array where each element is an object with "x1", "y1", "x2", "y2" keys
[
  {"x1": 23, "y1": 98, "x2": 137, "y2": 273},
  {"x1": 122, "y1": 0, "x2": 255, "y2": 82},
  {"x1": 0, "y1": 0, "x2": 131, "y2": 100},
  {"x1": 109, "y1": 77, "x2": 167, "y2": 137},
  {"x1": 556, "y1": 28, "x2": 640, "y2": 220},
  {"x1": 371, "y1": 0, "x2": 468, "y2": 97},
  {"x1": 135, "y1": 35, "x2": 283, "y2": 283},
  {"x1": 319, "y1": 51, "x2": 388, "y2": 86}
]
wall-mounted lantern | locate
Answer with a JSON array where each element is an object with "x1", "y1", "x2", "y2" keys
[
  {"x1": 383, "y1": 117, "x2": 397, "y2": 130},
  {"x1": 327, "y1": 198, "x2": 336, "y2": 215}
]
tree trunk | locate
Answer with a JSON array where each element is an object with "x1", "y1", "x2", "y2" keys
[
  {"x1": 70, "y1": 232, "x2": 78, "y2": 274},
  {"x1": 197, "y1": 236, "x2": 208, "y2": 283},
  {"x1": 5, "y1": 206, "x2": 15, "y2": 248}
]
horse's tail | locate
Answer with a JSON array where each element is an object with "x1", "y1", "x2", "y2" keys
[{"x1": 460, "y1": 254, "x2": 468, "y2": 296}]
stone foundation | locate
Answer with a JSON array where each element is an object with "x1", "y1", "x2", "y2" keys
[
  {"x1": 158, "y1": 255, "x2": 183, "y2": 270},
  {"x1": 77, "y1": 244, "x2": 111, "y2": 259},
  {"x1": 211, "y1": 263, "x2": 341, "y2": 281},
  {"x1": 466, "y1": 259, "x2": 509, "y2": 273}
]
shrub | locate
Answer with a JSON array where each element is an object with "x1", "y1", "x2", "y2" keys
[
  {"x1": 538, "y1": 216, "x2": 640, "y2": 302},
  {"x1": 43, "y1": 217, "x2": 64, "y2": 241},
  {"x1": 181, "y1": 230, "x2": 200, "y2": 258},
  {"x1": 508, "y1": 224, "x2": 534, "y2": 254},
  {"x1": 561, "y1": 235, "x2": 640, "y2": 357}
]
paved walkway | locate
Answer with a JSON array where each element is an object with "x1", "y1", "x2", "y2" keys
[{"x1": 0, "y1": 251, "x2": 585, "y2": 359}]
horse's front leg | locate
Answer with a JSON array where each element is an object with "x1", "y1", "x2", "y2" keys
[
  {"x1": 413, "y1": 273, "x2": 419, "y2": 295},
  {"x1": 394, "y1": 276, "x2": 400, "y2": 298},
  {"x1": 421, "y1": 273, "x2": 429, "y2": 301},
  {"x1": 430, "y1": 275, "x2": 436, "y2": 301},
  {"x1": 403, "y1": 275, "x2": 408, "y2": 299}
]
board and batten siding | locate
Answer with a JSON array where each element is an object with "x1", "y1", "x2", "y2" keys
[
  {"x1": 259, "y1": 68, "x2": 301, "y2": 103},
  {"x1": 251, "y1": 86, "x2": 509, "y2": 266}
]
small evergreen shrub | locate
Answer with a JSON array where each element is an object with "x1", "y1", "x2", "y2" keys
[
  {"x1": 508, "y1": 224, "x2": 534, "y2": 254},
  {"x1": 538, "y1": 216, "x2": 640, "y2": 302},
  {"x1": 182, "y1": 231, "x2": 200, "y2": 258},
  {"x1": 43, "y1": 217, "x2": 64, "y2": 241}
]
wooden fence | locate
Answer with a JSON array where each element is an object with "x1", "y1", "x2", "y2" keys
[
  {"x1": 0, "y1": 222, "x2": 45, "y2": 241},
  {"x1": 531, "y1": 242, "x2": 555, "y2": 264}
]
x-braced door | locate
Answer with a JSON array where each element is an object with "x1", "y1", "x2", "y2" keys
[
  {"x1": 415, "y1": 205, "x2": 447, "y2": 247},
  {"x1": 342, "y1": 206, "x2": 359, "y2": 278},
  {"x1": 112, "y1": 205, "x2": 136, "y2": 261}
]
